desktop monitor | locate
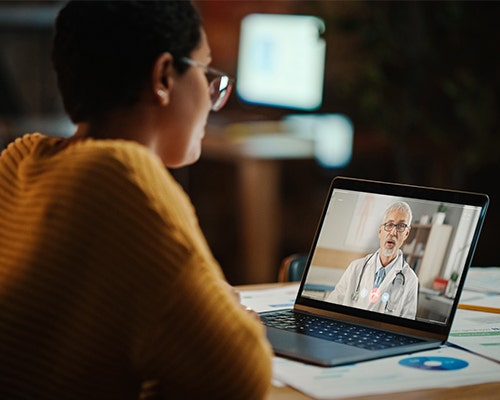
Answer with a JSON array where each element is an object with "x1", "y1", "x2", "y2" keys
[{"x1": 236, "y1": 13, "x2": 326, "y2": 110}]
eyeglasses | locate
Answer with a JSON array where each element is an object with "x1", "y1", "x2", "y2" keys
[
  {"x1": 181, "y1": 57, "x2": 234, "y2": 111},
  {"x1": 382, "y1": 222, "x2": 409, "y2": 233}
]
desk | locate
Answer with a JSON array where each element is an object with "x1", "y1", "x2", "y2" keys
[
  {"x1": 269, "y1": 382, "x2": 500, "y2": 399},
  {"x1": 237, "y1": 283, "x2": 500, "y2": 400}
]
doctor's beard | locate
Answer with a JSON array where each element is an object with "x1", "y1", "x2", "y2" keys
[
  {"x1": 381, "y1": 234, "x2": 400, "y2": 259},
  {"x1": 381, "y1": 248, "x2": 395, "y2": 258},
  {"x1": 381, "y1": 243, "x2": 398, "y2": 258}
]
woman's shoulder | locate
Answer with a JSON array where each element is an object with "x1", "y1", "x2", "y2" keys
[
  {"x1": 1, "y1": 133, "x2": 46, "y2": 158},
  {"x1": 3, "y1": 134, "x2": 154, "y2": 172},
  {"x1": 68, "y1": 137, "x2": 155, "y2": 165},
  {"x1": 67, "y1": 138, "x2": 178, "y2": 195},
  {"x1": 58, "y1": 138, "x2": 167, "y2": 183}
]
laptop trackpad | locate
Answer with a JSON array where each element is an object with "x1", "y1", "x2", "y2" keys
[{"x1": 266, "y1": 327, "x2": 370, "y2": 367}]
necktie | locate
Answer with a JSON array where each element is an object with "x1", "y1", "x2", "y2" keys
[{"x1": 374, "y1": 268, "x2": 386, "y2": 288}]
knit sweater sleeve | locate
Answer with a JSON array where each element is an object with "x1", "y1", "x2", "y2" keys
[{"x1": 108, "y1": 141, "x2": 274, "y2": 399}]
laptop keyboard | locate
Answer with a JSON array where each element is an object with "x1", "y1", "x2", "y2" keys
[{"x1": 261, "y1": 310, "x2": 423, "y2": 351}]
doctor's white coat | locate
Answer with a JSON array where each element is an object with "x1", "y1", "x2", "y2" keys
[{"x1": 326, "y1": 253, "x2": 419, "y2": 319}]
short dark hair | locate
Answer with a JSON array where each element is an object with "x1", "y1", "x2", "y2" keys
[{"x1": 52, "y1": 0, "x2": 202, "y2": 123}]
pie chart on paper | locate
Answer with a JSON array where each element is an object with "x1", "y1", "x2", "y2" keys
[{"x1": 399, "y1": 356, "x2": 469, "y2": 371}]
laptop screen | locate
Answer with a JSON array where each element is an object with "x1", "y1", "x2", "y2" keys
[{"x1": 298, "y1": 178, "x2": 488, "y2": 330}]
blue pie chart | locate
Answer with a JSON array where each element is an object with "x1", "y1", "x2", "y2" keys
[{"x1": 399, "y1": 356, "x2": 469, "y2": 371}]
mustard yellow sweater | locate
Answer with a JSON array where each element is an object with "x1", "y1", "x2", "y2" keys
[{"x1": 0, "y1": 134, "x2": 272, "y2": 399}]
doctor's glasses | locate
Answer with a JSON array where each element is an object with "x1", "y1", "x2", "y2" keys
[
  {"x1": 181, "y1": 57, "x2": 234, "y2": 111},
  {"x1": 382, "y1": 222, "x2": 409, "y2": 233}
]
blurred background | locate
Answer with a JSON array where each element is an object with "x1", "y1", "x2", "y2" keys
[{"x1": 1, "y1": 1, "x2": 498, "y2": 284}]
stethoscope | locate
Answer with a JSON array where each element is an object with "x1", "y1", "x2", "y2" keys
[{"x1": 351, "y1": 252, "x2": 406, "y2": 307}]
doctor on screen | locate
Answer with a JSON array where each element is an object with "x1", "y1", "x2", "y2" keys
[{"x1": 326, "y1": 201, "x2": 419, "y2": 319}]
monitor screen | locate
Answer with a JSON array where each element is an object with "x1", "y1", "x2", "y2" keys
[{"x1": 236, "y1": 13, "x2": 326, "y2": 110}]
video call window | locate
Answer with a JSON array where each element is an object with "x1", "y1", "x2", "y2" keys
[{"x1": 302, "y1": 189, "x2": 483, "y2": 325}]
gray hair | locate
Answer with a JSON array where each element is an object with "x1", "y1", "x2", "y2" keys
[{"x1": 383, "y1": 201, "x2": 413, "y2": 226}]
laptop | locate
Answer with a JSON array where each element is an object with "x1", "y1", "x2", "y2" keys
[{"x1": 261, "y1": 176, "x2": 489, "y2": 366}]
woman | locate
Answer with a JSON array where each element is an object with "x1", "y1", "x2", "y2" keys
[{"x1": 0, "y1": 1, "x2": 272, "y2": 399}]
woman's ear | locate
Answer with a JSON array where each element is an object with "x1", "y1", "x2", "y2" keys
[{"x1": 152, "y1": 52, "x2": 174, "y2": 105}]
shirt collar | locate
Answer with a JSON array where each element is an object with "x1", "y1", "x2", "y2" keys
[{"x1": 375, "y1": 249, "x2": 402, "y2": 275}]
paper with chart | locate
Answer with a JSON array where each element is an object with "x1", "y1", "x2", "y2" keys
[
  {"x1": 448, "y1": 288, "x2": 500, "y2": 362},
  {"x1": 272, "y1": 346, "x2": 500, "y2": 399},
  {"x1": 239, "y1": 284, "x2": 298, "y2": 313}
]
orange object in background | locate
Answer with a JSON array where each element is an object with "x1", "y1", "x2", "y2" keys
[{"x1": 433, "y1": 277, "x2": 449, "y2": 294}]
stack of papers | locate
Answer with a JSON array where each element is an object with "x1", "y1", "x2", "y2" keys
[
  {"x1": 272, "y1": 346, "x2": 499, "y2": 399},
  {"x1": 448, "y1": 267, "x2": 500, "y2": 362},
  {"x1": 239, "y1": 284, "x2": 298, "y2": 313}
]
